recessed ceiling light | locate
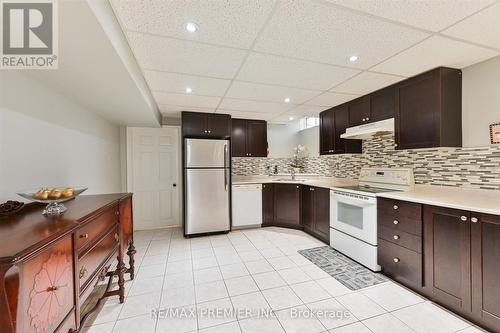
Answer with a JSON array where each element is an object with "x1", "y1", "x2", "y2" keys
[
  {"x1": 185, "y1": 87, "x2": 193, "y2": 93},
  {"x1": 185, "y1": 22, "x2": 198, "y2": 33},
  {"x1": 349, "y1": 55, "x2": 358, "y2": 62},
  {"x1": 284, "y1": 97, "x2": 291, "y2": 103},
  {"x1": 289, "y1": 116, "x2": 294, "y2": 121}
]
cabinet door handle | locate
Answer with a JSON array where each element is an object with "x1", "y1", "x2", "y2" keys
[
  {"x1": 460, "y1": 216, "x2": 467, "y2": 222},
  {"x1": 296, "y1": 186, "x2": 299, "y2": 189},
  {"x1": 249, "y1": 153, "x2": 252, "y2": 156},
  {"x1": 393, "y1": 235, "x2": 400, "y2": 240},
  {"x1": 394, "y1": 143, "x2": 398, "y2": 148},
  {"x1": 393, "y1": 205, "x2": 398, "y2": 210},
  {"x1": 366, "y1": 117, "x2": 369, "y2": 121},
  {"x1": 471, "y1": 217, "x2": 478, "y2": 223},
  {"x1": 393, "y1": 258, "x2": 400, "y2": 263},
  {"x1": 393, "y1": 220, "x2": 399, "y2": 225},
  {"x1": 208, "y1": 130, "x2": 211, "y2": 133},
  {"x1": 79, "y1": 233, "x2": 89, "y2": 239}
]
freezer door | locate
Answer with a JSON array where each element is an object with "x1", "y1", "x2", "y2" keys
[
  {"x1": 185, "y1": 168, "x2": 230, "y2": 235},
  {"x1": 185, "y1": 139, "x2": 230, "y2": 168}
]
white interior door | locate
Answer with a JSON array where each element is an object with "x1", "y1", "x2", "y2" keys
[{"x1": 128, "y1": 127, "x2": 180, "y2": 230}]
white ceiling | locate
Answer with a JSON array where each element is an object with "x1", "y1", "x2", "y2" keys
[
  {"x1": 21, "y1": 0, "x2": 161, "y2": 126},
  {"x1": 111, "y1": 0, "x2": 500, "y2": 123}
]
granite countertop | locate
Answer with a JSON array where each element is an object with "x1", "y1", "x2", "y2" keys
[
  {"x1": 377, "y1": 184, "x2": 500, "y2": 216},
  {"x1": 232, "y1": 175, "x2": 358, "y2": 189}
]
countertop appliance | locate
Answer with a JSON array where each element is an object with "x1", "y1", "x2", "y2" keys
[
  {"x1": 232, "y1": 184, "x2": 262, "y2": 229},
  {"x1": 330, "y1": 168, "x2": 414, "y2": 271},
  {"x1": 184, "y1": 138, "x2": 230, "y2": 236}
]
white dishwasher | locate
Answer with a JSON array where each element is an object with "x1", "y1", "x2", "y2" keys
[{"x1": 232, "y1": 184, "x2": 262, "y2": 229}]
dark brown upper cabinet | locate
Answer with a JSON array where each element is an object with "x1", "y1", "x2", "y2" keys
[
  {"x1": 348, "y1": 96, "x2": 370, "y2": 127},
  {"x1": 319, "y1": 105, "x2": 362, "y2": 155},
  {"x1": 395, "y1": 67, "x2": 462, "y2": 150},
  {"x1": 181, "y1": 111, "x2": 231, "y2": 138},
  {"x1": 319, "y1": 109, "x2": 335, "y2": 154},
  {"x1": 370, "y1": 85, "x2": 396, "y2": 122},
  {"x1": 231, "y1": 118, "x2": 267, "y2": 157}
]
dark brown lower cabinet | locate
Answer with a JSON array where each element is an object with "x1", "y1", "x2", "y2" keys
[
  {"x1": 262, "y1": 183, "x2": 274, "y2": 225},
  {"x1": 378, "y1": 200, "x2": 500, "y2": 332},
  {"x1": 273, "y1": 184, "x2": 301, "y2": 227},
  {"x1": 471, "y1": 213, "x2": 500, "y2": 332},
  {"x1": 301, "y1": 186, "x2": 330, "y2": 243},
  {"x1": 423, "y1": 206, "x2": 472, "y2": 314}
]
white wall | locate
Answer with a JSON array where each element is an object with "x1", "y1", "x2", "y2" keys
[
  {"x1": 0, "y1": 71, "x2": 121, "y2": 202},
  {"x1": 462, "y1": 55, "x2": 500, "y2": 147},
  {"x1": 268, "y1": 121, "x2": 319, "y2": 158},
  {"x1": 267, "y1": 123, "x2": 299, "y2": 158}
]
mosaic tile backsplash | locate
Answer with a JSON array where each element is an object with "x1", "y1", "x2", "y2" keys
[{"x1": 232, "y1": 135, "x2": 500, "y2": 190}]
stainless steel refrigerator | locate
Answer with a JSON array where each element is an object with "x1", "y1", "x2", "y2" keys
[{"x1": 184, "y1": 138, "x2": 231, "y2": 236}]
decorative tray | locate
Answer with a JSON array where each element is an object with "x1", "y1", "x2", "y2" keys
[
  {"x1": 0, "y1": 201, "x2": 25, "y2": 216},
  {"x1": 17, "y1": 187, "x2": 87, "y2": 216}
]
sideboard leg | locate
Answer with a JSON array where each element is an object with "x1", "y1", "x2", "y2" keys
[
  {"x1": 116, "y1": 256, "x2": 126, "y2": 304},
  {"x1": 126, "y1": 242, "x2": 136, "y2": 280}
]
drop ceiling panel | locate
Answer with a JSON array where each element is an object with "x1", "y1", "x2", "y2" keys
[
  {"x1": 372, "y1": 36, "x2": 499, "y2": 77},
  {"x1": 144, "y1": 71, "x2": 231, "y2": 96},
  {"x1": 159, "y1": 104, "x2": 215, "y2": 114},
  {"x1": 112, "y1": 0, "x2": 275, "y2": 49},
  {"x1": 331, "y1": 71, "x2": 404, "y2": 95},
  {"x1": 219, "y1": 98, "x2": 294, "y2": 113},
  {"x1": 218, "y1": 110, "x2": 275, "y2": 120},
  {"x1": 286, "y1": 104, "x2": 328, "y2": 116},
  {"x1": 305, "y1": 92, "x2": 358, "y2": 107},
  {"x1": 226, "y1": 81, "x2": 320, "y2": 104},
  {"x1": 127, "y1": 32, "x2": 247, "y2": 79},
  {"x1": 253, "y1": 0, "x2": 429, "y2": 69},
  {"x1": 154, "y1": 92, "x2": 221, "y2": 108},
  {"x1": 237, "y1": 52, "x2": 360, "y2": 90},
  {"x1": 442, "y1": 2, "x2": 500, "y2": 49},
  {"x1": 329, "y1": 0, "x2": 496, "y2": 32}
]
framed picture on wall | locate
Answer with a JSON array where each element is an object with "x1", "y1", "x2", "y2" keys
[{"x1": 490, "y1": 123, "x2": 500, "y2": 144}]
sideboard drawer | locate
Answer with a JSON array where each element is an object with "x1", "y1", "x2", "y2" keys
[
  {"x1": 378, "y1": 226, "x2": 422, "y2": 253},
  {"x1": 379, "y1": 198, "x2": 422, "y2": 220},
  {"x1": 76, "y1": 206, "x2": 118, "y2": 251},
  {"x1": 378, "y1": 238, "x2": 422, "y2": 289},
  {"x1": 78, "y1": 227, "x2": 119, "y2": 291}
]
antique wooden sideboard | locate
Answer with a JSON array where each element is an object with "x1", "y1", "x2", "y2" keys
[{"x1": 0, "y1": 193, "x2": 134, "y2": 333}]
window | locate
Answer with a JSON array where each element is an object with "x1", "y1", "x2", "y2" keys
[{"x1": 299, "y1": 116, "x2": 319, "y2": 130}]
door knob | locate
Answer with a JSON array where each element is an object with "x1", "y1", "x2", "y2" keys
[
  {"x1": 471, "y1": 217, "x2": 478, "y2": 223},
  {"x1": 460, "y1": 216, "x2": 467, "y2": 222},
  {"x1": 393, "y1": 205, "x2": 398, "y2": 210},
  {"x1": 393, "y1": 235, "x2": 400, "y2": 240},
  {"x1": 393, "y1": 258, "x2": 400, "y2": 263},
  {"x1": 173, "y1": 183, "x2": 177, "y2": 187},
  {"x1": 393, "y1": 220, "x2": 399, "y2": 225}
]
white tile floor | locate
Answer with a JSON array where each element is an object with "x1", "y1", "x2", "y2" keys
[{"x1": 83, "y1": 227, "x2": 488, "y2": 333}]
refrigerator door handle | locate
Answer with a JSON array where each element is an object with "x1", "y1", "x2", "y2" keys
[
  {"x1": 224, "y1": 143, "x2": 228, "y2": 168},
  {"x1": 224, "y1": 168, "x2": 228, "y2": 191}
]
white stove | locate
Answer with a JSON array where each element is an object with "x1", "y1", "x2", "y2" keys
[{"x1": 329, "y1": 168, "x2": 414, "y2": 271}]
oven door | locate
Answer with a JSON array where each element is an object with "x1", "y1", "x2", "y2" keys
[{"x1": 330, "y1": 190, "x2": 377, "y2": 245}]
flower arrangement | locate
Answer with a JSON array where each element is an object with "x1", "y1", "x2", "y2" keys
[{"x1": 290, "y1": 144, "x2": 308, "y2": 170}]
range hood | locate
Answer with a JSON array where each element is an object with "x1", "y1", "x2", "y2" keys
[{"x1": 341, "y1": 118, "x2": 394, "y2": 140}]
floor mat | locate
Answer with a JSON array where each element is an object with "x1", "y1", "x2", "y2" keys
[{"x1": 298, "y1": 246, "x2": 387, "y2": 290}]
